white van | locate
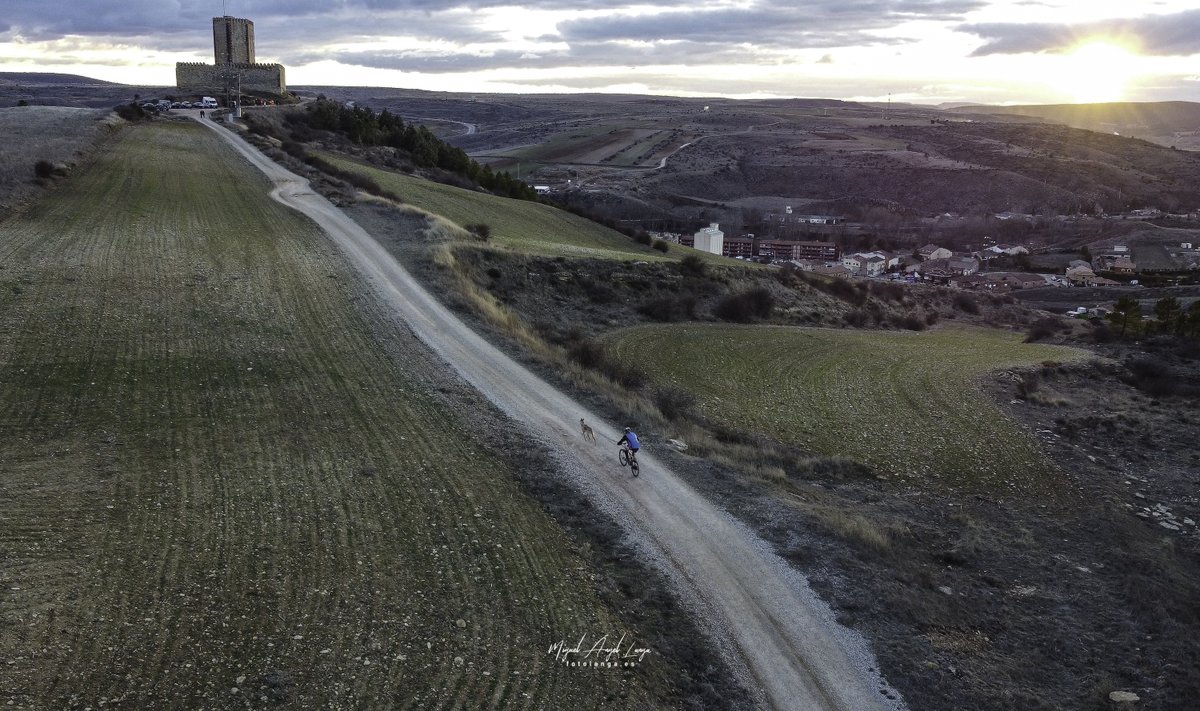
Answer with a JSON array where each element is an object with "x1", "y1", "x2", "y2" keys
[{"x1": 200, "y1": 97, "x2": 218, "y2": 109}]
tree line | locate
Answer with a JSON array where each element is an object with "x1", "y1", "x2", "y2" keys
[
  {"x1": 1107, "y1": 296, "x2": 1200, "y2": 339},
  {"x1": 303, "y1": 99, "x2": 536, "y2": 201}
]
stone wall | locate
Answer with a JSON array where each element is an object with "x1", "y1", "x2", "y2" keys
[{"x1": 176, "y1": 62, "x2": 286, "y2": 98}]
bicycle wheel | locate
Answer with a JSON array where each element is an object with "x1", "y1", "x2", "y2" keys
[
  {"x1": 619, "y1": 448, "x2": 631, "y2": 467},
  {"x1": 630, "y1": 457, "x2": 639, "y2": 477}
]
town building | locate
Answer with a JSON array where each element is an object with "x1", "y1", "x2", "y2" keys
[
  {"x1": 794, "y1": 240, "x2": 839, "y2": 260},
  {"x1": 693, "y1": 223, "x2": 724, "y2": 255},
  {"x1": 918, "y1": 244, "x2": 953, "y2": 260},
  {"x1": 722, "y1": 237, "x2": 756, "y2": 259}
]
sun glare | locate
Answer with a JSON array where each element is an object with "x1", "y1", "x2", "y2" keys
[{"x1": 1050, "y1": 41, "x2": 1138, "y2": 103}]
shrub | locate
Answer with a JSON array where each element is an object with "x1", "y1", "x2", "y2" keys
[
  {"x1": 925, "y1": 311, "x2": 941, "y2": 326},
  {"x1": 1015, "y1": 372, "x2": 1040, "y2": 399},
  {"x1": 773, "y1": 267, "x2": 802, "y2": 288},
  {"x1": 844, "y1": 308, "x2": 868, "y2": 327},
  {"x1": 654, "y1": 386, "x2": 697, "y2": 420},
  {"x1": 598, "y1": 359, "x2": 647, "y2": 389},
  {"x1": 870, "y1": 281, "x2": 906, "y2": 302},
  {"x1": 714, "y1": 288, "x2": 774, "y2": 323},
  {"x1": 824, "y1": 277, "x2": 867, "y2": 305},
  {"x1": 568, "y1": 339, "x2": 605, "y2": 369},
  {"x1": 679, "y1": 255, "x2": 707, "y2": 277},
  {"x1": 637, "y1": 296, "x2": 696, "y2": 322},
  {"x1": 897, "y1": 314, "x2": 927, "y2": 331},
  {"x1": 1025, "y1": 317, "x2": 1059, "y2": 342},
  {"x1": 566, "y1": 339, "x2": 646, "y2": 388},
  {"x1": 791, "y1": 456, "x2": 874, "y2": 482},
  {"x1": 633, "y1": 231, "x2": 653, "y2": 246},
  {"x1": 113, "y1": 102, "x2": 146, "y2": 122},
  {"x1": 953, "y1": 293, "x2": 979, "y2": 314},
  {"x1": 652, "y1": 239, "x2": 670, "y2": 253},
  {"x1": 280, "y1": 141, "x2": 307, "y2": 159},
  {"x1": 1091, "y1": 321, "x2": 1115, "y2": 343},
  {"x1": 33, "y1": 160, "x2": 55, "y2": 180},
  {"x1": 582, "y1": 280, "x2": 617, "y2": 304},
  {"x1": 1125, "y1": 356, "x2": 1198, "y2": 398}
]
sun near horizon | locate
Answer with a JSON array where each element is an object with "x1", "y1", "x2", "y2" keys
[{"x1": 1048, "y1": 40, "x2": 1141, "y2": 104}]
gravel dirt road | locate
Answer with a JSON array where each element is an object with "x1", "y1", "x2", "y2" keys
[{"x1": 193, "y1": 115, "x2": 904, "y2": 711}]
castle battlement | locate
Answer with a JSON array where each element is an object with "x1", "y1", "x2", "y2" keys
[
  {"x1": 176, "y1": 61, "x2": 285, "y2": 71},
  {"x1": 176, "y1": 62, "x2": 287, "y2": 97}
]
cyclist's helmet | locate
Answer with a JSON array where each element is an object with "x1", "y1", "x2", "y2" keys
[{"x1": 624, "y1": 427, "x2": 632, "y2": 432}]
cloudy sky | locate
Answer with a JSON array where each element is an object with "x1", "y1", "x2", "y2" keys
[{"x1": 2, "y1": 0, "x2": 1199, "y2": 104}]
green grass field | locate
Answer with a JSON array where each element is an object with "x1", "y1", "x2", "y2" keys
[
  {"x1": 604, "y1": 324, "x2": 1089, "y2": 491},
  {"x1": 316, "y1": 151, "x2": 672, "y2": 261},
  {"x1": 0, "y1": 122, "x2": 662, "y2": 707}
]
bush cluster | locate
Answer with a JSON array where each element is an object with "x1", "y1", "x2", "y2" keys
[
  {"x1": 567, "y1": 338, "x2": 645, "y2": 388},
  {"x1": 465, "y1": 223, "x2": 491, "y2": 242},
  {"x1": 893, "y1": 314, "x2": 926, "y2": 331},
  {"x1": 953, "y1": 293, "x2": 979, "y2": 314},
  {"x1": 113, "y1": 102, "x2": 147, "y2": 122},
  {"x1": 820, "y1": 277, "x2": 868, "y2": 306},
  {"x1": 714, "y1": 288, "x2": 774, "y2": 323},
  {"x1": 1024, "y1": 317, "x2": 1060, "y2": 342},
  {"x1": 300, "y1": 99, "x2": 536, "y2": 200},
  {"x1": 637, "y1": 296, "x2": 697, "y2": 322},
  {"x1": 1124, "y1": 356, "x2": 1199, "y2": 398},
  {"x1": 678, "y1": 255, "x2": 707, "y2": 277},
  {"x1": 869, "y1": 281, "x2": 906, "y2": 302}
]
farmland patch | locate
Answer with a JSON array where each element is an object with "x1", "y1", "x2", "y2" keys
[
  {"x1": 0, "y1": 122, "x2": 668, "y2": 708},
  {"x1": 604, "y1": 324, "x2": 1089, "y2": 492}
]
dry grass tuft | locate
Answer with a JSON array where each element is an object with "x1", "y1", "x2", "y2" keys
[{"x1": 807, "y1": 507, "x2": 894, "y2": 553}]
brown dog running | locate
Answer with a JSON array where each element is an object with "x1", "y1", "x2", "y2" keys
[{"x1": 580, "y1": 418, "x2": 597, "y2": 443}]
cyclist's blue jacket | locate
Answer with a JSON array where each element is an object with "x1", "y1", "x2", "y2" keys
[{"x1": 617, "y1": 431, "x2": 640, "y2": 450}]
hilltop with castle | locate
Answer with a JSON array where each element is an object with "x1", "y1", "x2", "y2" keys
[{"x1": 176, "y1": 16, "x2": 286, "y2": 100}]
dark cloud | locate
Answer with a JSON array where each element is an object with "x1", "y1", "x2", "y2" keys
[
  {"x1": 3, "y1": 0, "x2": 669, "y2": 41},
  {"x1": 961, "y1": 9, "x2": 1200, "y2": 56},
  {"x1": 314, "y1": 49, "x2": 549, "y2": 73},
  {"x1": 6, "y1": 0, "x2": 984, "y2": 47},
  {"x1": 4, "y1": 1, "x2": 203, "y2": 39},
  {"x1": 1, "y1": 0, "x2": 993, "y2": 75},
  {"x1": 313, "y1": 40, "x2": 782, "y2": 73},
  {"x1": 559, "y1": 1, "x2": 984, "y2": 46}
]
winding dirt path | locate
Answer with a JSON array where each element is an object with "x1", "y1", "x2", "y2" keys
[{"x1": 191, "y1": 116, "x2": 904, "y2": 711}]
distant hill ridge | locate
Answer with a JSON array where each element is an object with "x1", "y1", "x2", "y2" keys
[
  {"x1": 947, "y1": 101, "x2": 1200, "y2": 133},
  {"x1": 0, "y1": 72, "x2": 118, "y2": 86}
]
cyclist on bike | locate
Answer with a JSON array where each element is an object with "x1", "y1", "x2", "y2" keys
[{"x1": 616, "y1": 427, "x2": 640, "y2": 453}]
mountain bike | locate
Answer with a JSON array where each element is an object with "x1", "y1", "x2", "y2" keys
[{"x1": 619, "y1": 444, "x2": 640, "y2": 477}]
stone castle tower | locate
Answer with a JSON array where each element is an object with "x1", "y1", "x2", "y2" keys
[
  {"x1": 176, "y1": 16, "x2": 286, "y2": 99},
  {"x1": 213, "y1": 16, "x2": 255, "y2": 65}
]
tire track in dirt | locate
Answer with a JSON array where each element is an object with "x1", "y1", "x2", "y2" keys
[{"x1": 195, "y1": 117, "x2": 905, "y2": 710}]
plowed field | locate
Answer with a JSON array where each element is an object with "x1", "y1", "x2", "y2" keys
[{"x1": 0, "y1": 122, "x2": 662, "y2": 708}]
